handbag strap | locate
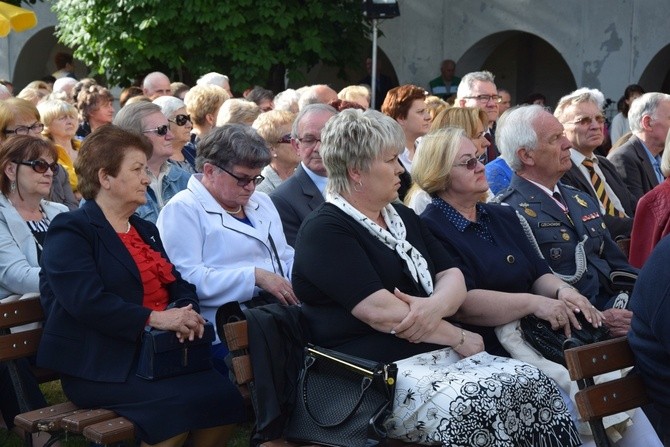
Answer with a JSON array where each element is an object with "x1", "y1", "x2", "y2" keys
[{"x1": 300, "y1": 354, "x2": 374, "y2": 428}]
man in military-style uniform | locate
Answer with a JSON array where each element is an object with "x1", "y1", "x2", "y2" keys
[{"x1": 493, "y1": 105, "x2": 638, "y2": 337}]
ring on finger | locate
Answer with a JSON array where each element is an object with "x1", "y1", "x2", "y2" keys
[{"x1": 282, "y1": 291, "x2": 288, "y2": 296}]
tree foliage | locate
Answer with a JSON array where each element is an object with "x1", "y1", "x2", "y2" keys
[{"x1": 50, "y1": 0, "x2": 371, "y2": 91}]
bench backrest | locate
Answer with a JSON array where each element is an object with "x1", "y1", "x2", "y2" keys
[{"x1": 0, "y1": 297, "x2": 44, "y2": 362}]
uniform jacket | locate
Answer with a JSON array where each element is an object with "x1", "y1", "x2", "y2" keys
[
  {"x1": 157, "y1": 175, "x2": 294, "y2": 339},
  {"x1": 607, "y1": 135, "x2": 661, "y2": 207},
  {"x1": 498, "y1": 175, "x2": 636, "y2": 309},
  {"x1": 37, "y1": 200, "x2": 197, "y2": 382},
  {"x1": 560, "y1": 155, "x2": 635, "y2": 239},
  {"x1": 0, "y1": 194, "x2": 67, "y2": 300},
  {"x1": 270, "y1": 164, "x2": 324, "y2": 247}
]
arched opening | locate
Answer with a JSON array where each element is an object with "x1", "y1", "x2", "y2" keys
[
  {"x1": 458, "y1": 31, "x2": 576, "y2": 109},
  {"x1": 639, "y1": 44, "x2": 670, "y2": 93},
  {"x1": 13, "y1": 26, "x2": 85, "y2": 91}
]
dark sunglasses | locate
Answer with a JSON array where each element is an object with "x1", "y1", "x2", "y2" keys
[
  {"x1": 142, "y1": 125, "x2": 170, "y2": 136},
  {"x1": 277, "y1": 134, "x2": 292, "y2": 144},
  {"x1": 215, "y1": 163, "x2": 265, "y2": 187},
  {"x1": 15, "y1": 159, "x2": 59, "y2": 174},
  {"x1": 168, "y1": 114, "x2": 191, "y2": 127},
  {"x1": 455, "y1": 154, "x2": 486, "y2": 170}
]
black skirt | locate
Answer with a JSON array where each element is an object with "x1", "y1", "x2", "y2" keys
[{"x1": 61, "y1": 364, "x2": 245, "y2": 444}]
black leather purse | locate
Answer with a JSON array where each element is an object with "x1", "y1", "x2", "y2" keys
[
  {"x1": 284, "y1": 345, "x2": 398, "y2": 447},
  {"x1": 520, "y1": 313, "x2": 610, "y2": 366},
  {"x1": 136, "y1": 321, "x2": 215, "y2": 380}
]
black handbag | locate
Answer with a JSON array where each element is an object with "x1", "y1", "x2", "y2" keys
[
  {"x1": 136, "y1": 321, "x2": 215, "y2": 380},
  {"x1": 284, "y1": 345, "x2": 398, "y2": 447},
  {"x1": 520, "y1": 312, "x2": 610, "y2": 366}
]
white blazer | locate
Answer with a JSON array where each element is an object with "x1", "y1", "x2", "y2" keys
[
  {"x1": 0, "y1": 194, "x2": 67, "y2": 299},
  {"x1": 157, "y1": 175, "x2": 295, "y2": 327}
]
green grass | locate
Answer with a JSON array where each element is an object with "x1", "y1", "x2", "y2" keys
[{"x1": 1, "y1": 381, "x2": 252, "y2": 446}]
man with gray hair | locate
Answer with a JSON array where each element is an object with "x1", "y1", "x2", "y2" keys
[
  {"x1": 297, "y1": 84, "x2": 338, "y2": 111},
  {"x1": 142, "y1": 71, "x2": 172, "y2": 100},
  {"x1": 556, "y1": 88, "x2": 636, "y2": 239},
  {"x1": 495, "y1": 105, "x2": 637, "y2": 337},
  {"x1": 196, "y1": 72, "x2": 232, "y2": 96},
  {"x1": 456, "y1": 70, "x2": 501, "y2": 162},
  {"x1": 608, "y1": 92, "x2": 670, "y2": 206},
  {"x1": 270, "y1": 103, "x2": 337, "y2": 246}
]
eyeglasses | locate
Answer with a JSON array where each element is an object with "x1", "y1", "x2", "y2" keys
[
  {"x1": 464, "y1": 95, "x2": 503, "y2": 104},
  {"x1": 566, "y1": 115, "x2": 606, "y2": 126},
  {"x1": 214, "y1": 164, "x2": 265, "y2": 187},
  {"x1": 277, "y1": 134, "x2": 292, "y2": 144},
  {"x1": 168, "y1": 114, "x2": 191, "y2": 127},
  {"x1": 142, "y1": 125, "x2": 170, "y2": 136},
  {"x1": 297, "y1": 136, "x2": 321, "y2": 148},
  {"x1": 454, "y1": 154, "x2": 486, "y2": 170},
  {"x1": 15, "y1": 159, "x2": 59, "y2": 174},
  {"x1": 4, "y1": 122, "x2": 45, "y2": 135}
]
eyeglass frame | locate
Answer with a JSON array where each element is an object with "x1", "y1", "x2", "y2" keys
[
  {"x1": 296, "y1": 135, "x2": 321, "y2": 148},
  {"x1": 3, "y1": 122, "x2": 45, "y2": 135},
  {"x1": 168, "y1": 114, "x2": 191, "y2": 127},
  {"x1": 15, "y1": 159, "x2": 60, "y2": 174},
  {"x1": 463, "y1": 94, "x2": 503, "y2": 104},
  {"x1": 454, "y1": 154, "x2": 486, "y2": 170},
  {"x1": 142, "y1": 125, "x2": 170, "y2": 136},
  {"x1": 277, "y1": 134, "x2": 292, "y2": 144},
  {"x1": 565, "y1": 115, "x2": 606, "y2": 126},
  {"x1": 212, "y1": 163, "x2": 265, "y2": 187}
]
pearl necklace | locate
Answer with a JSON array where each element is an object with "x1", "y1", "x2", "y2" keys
[{"x1": 224, "y1": 205, "x2": 242, "y2": 215}]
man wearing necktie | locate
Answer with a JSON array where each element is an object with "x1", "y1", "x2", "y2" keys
[
  {"x1": 556, "y1": 88, "x2": 636, "y2": 240},
  {"x1": 494, "y1": 104, "x2": 638, "y2": 338},
  {"x1": 608, "y1": 92, "x2": 670, "y2": 207}
]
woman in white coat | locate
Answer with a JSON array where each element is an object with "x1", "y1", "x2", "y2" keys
[{"x1": 157, "y1": 124, "x2": 297, "y2": 370}]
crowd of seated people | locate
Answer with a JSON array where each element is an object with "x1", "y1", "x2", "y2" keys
[{"x1": 2, "y1": 66, "x2": 670, "y2": 447}]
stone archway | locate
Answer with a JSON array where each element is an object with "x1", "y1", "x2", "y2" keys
[
  {"x1": 639, "y1": 43, "x2": 670, "y2": 93},
  {"x1": 458, "y1": 31, "x2": 576, "y2": 109}
]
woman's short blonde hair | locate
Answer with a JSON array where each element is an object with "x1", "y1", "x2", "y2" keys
[
  {"x1": 320, "y1": 108, "x2": 404, "y2": 195},
  {"x1": 37, "y1": 99, "x2": 78, "y2": 140},
  {"x1": 338, "y1": 85, "x2": 370, "y2": 108},
  {"x1": 411, "y1": 127, "x2": 467, "y2": 195},
  {"x1": 252, "y1": 110, "x2": 296, "y2": 149},
  {"x1": 184, "y1": 84, "x2": 230, "y2": 126},
  {"x1": 216, "y1": 98, "x2": 261, "y2": 126},
  {"x1": 430, "y1": 107, "x2": 489, "y2": 137},
  {"x1": 425, "y1": 95, "x2": 450, "y2": 122}
]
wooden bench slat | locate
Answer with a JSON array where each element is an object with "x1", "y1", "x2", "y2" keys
[
  {"x1": 13, "y1": 401, "x2": 80, "y2": 432},
  {"x1": 223, "y1": 320, "x2": 249, "y2": 351},
  {"x1": 564, "y1": 336, "x2": 634, "y2": 380},
  {"x1": 60, "y1": 408, "x2": 119, "y2": 432},
  {"x1": 574, "y1": 375, "x2": 649, "y2": 422},
  {"x1": 0, "y1": 298, "x2": 44, "y2": 329},
  {"x1": 0, "y1": 328, "x2": 42, "y2": 361},
  {"x1": 82, "y1": 416, "x2": 135, "y2": 444}
]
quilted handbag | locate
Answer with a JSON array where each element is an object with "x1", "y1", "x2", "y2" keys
[
  {"x1": 520, "y1": 313, "x2": 610, "y2": 366},
  {"x1": 284, "y1": 345, "x2": 397, "y2": 447},
  {"x1": 136, "y1": 321, "x2": 215, "y2": 380}
]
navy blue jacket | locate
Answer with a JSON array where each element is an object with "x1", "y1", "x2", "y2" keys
[{"x1": 37, "y1": 200, "x2": 197, "y2": 382}]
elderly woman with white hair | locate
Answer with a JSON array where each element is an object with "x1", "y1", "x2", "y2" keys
[
  {"x1": 292, "y1": 108, "x2": 580, "y2": 446},
  {"x1": 216, "y1": 98, "x2": 261, "y2": 127},
  {"x1": 153, "y1": 95, "x2": 196, "y2": 173}
]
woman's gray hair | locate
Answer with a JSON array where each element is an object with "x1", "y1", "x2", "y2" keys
[
  {"x1": 113, "y1": 101, "x2": 162, "y2": 135},
  {"x1": 196, "y1": 124, "x2": 271, "y2": 172},
  {"x1": 498, "y1": 104, "x2": 546, "y2": 172},
  {"x1": 321, "y1": 108, "x2": 404, "y2": 195},
  {"x1": 629, "y1": 92, "x2": 670, "y2": 134},
  {"x1": 153, "y1": 95, "x2": 186, "y2": 119}
]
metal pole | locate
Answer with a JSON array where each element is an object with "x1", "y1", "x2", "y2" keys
[{"x1": 371, "y1": 18, "x2": 378, "y2": 109}]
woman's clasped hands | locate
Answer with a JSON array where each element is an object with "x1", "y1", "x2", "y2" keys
[{"x1": 149, "y1": 304, "x2": 206, "y2": 342}]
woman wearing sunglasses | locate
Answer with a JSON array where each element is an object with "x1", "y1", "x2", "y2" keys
[
  {"x1": 153, "y1": 96, "x2": 196, "y2": 173},
  {"x1": 113, "y1": 102, "x2": 191, "y2": 223},
  {"x1": 0, "y1": 98, "x2": 79, "y2": 211},
  {"x1": 0, "y1": 135, "x2": 67, "y2": 444},
  {"x1": 252, "y1": 109, "x2": 299, "y2": 194},
  {"x1": 157, "y1": 124, "x2": 298, "y2": 371}
]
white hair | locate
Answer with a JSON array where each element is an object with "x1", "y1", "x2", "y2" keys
[
  {"x1": 629, "y1": 92, "x2": 670, "y2": 134},
  {"x1": 498, "y1": 104, "x2": 547, "y2": 172},
  {"x1": 196, "y1": 72, "x2": 229, "y2": 89},
  {"x1": 456, "y1": 71, "x2": 496, "y2": 99}
]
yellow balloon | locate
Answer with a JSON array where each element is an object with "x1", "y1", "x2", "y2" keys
[{"x1": 0, "y1": 1, "x2": 37, "y2": 36}]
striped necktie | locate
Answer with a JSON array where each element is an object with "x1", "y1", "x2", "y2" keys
[{"x1": 581, "y1": 158, "x2": 622, "y2": 217}]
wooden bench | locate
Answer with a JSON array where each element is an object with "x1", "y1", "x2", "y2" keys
[
  {"x1": 0, "y1": 297, "x2": 135, "y2": 446},
  {"x1": 564, "y1": 336, "x2": 651, "y2": 447},
  {"x1": 222, "y1": 318, "x2": 417, "y2": 447}
]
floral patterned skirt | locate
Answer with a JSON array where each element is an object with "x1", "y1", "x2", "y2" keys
[{"x1": 384, "y1": 350, "x2": 581, "y2": 446}]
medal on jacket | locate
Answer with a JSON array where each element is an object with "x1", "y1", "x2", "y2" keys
[{"x1": 574, "y1": 195, "x2": 588, "y2": 207}]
